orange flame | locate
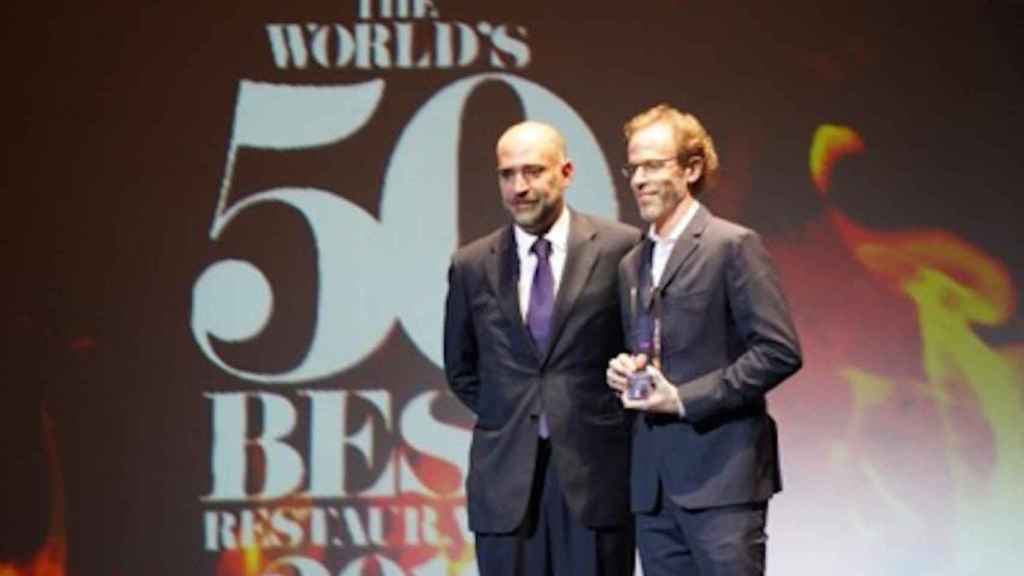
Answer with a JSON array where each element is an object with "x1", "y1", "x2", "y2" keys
[
  {"x1": 810, "y1": 125, "x2": 1015, "y2": 322},
  {"x1": 809, "y1": 124, "x2": 1023, "y2": 570},
  {"x1": 0, "y1": 407, "x2": 67, "y2": 576}
]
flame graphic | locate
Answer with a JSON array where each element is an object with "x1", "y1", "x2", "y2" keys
[
  {"x1": 0, "y1": 407, "x2": 66, "y2": 576},
  {"x1": 809, "y1": 124, "x2": 865, "y2": 193},
  {"x1": 809, "y1": 125, "x2": 1023, "y2": 571}
]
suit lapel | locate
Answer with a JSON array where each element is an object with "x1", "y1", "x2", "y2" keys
[
  {"x1": 488, "y1": 225, "x2": 539, "y2": 358},
  {"x1": 621, "y1": 244, "x2": 643, "y2": 294},
  {"x1": 656, "y1": 205, "x2": 710, "y2": 290},
  {"x1": 619, "y1": 242, "x2": 645, "y2": 335},
  {"x1": 541, "y1": 211, "x2": 600, "y2": 365}
]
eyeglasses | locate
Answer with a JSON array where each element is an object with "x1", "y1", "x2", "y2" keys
[
  {"x1": 498, "y1": 164, "x2": 548, "y2": 183},
  {"x1": 620, "y1": 157, "x2": 679, "y2": 180}
]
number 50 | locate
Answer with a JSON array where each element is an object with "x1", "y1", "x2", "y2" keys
[{"x1": 191, "y1": 74, "x2": 620, "y2": 384}]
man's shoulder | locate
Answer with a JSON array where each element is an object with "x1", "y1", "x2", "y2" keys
[
  {"x1": 699, "y1": 211, "x2": 774, "y2": 268},
  {"x1": 702, "y1": 210, "x2": 759, "y2": 244},
  {"x1": 575, "y1": 211, "x2": 642, "y2": 245},
  {"x1": 451, "y1": 226, "x2": 505, "y2": 267}
]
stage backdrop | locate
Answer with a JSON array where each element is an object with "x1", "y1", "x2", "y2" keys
[{"x1": 3, "y1": 1, "x2": 1022, "y2": 575}]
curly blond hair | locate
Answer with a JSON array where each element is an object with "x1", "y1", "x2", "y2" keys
[{"x1": 624, "y1": 104, "x2": 720, "y2": 195}]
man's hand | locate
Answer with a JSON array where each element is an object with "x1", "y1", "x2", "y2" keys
[
  {"x1": 606, "y1": 353, "x2": 643, "y2": 394},
  {"x1": 607, "y1": 354, "x2": 683, "y2": 415}
]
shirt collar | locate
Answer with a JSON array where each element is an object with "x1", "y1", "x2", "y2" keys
[
  {"x1": 647, "y1": 199, "x2": 700, "y2": 244},
  {"x1": 515, "y1": 204, "x2": 571, "y2": 258}
]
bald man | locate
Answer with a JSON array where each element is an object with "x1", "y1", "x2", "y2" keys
[{"x1": 444, "y1": 122, "x2": 640, "y2": 575}]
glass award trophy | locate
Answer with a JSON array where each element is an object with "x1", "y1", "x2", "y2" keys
[{"x1": 627, "y1": 286, "x2": 660, "y2": 400}]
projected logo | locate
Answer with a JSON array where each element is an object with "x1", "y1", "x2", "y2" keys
[
  {"x1": 190, "y1": 3, "x2": 620, "y2": 575},
  {"x1": 265, "y1": 1, "x2": 530, "y2": 71}
]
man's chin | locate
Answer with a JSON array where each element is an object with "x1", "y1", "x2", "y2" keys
[
  {"x1": 512, "y1": 212, "x2": 542, "y2": 230},
  {"x1": 638, "y1": 206, "x2": 663, "y2": 224}
]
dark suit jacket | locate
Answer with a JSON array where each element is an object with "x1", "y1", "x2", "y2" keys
[
  {"x1": 619, "y1": 205, "x2": 802, "y2": 512},
  {"x1": 445, "y1": 210, "x2": 640, "y2": 533}
]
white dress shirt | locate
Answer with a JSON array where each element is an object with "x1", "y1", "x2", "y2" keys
[
  {"x1": 514, "y1": 205, "x2": 570, "y2": 320},
  {"x1": 648, "y1": 199, "x2": 700, "y2": 286}
]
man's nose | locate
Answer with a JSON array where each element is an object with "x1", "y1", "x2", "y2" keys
[
  {"x1": 631, "y1": 169, "x2": 648, "y2": 190},
  {"x1": 513, "y1": 171, "x2": 531, "y2": 192}
]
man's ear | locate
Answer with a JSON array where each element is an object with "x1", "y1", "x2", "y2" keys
[
  {"x1": 561, "y1": 160, "x2": 575, "y2": 180},
  {"x1": 684, "y1": 158, "x2": 703, "y2": 186}
]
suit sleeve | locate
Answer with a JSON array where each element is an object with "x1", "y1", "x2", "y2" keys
[
  {"x1": 443, "y1": 257, "x2": 481, "y2": 414},
  {"x1": 676, "y1": 231, "x2": 802, "y2": 425}
]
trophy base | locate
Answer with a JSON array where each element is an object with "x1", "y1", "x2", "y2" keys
[{"x1": 626, "y1": 371, "x2": 652, "y2": 400}]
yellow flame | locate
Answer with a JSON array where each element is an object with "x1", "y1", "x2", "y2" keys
[
  {"x1": 443, "y1": 540, "x2": 476, "y2": 576},
  {"x1": 242, "y1": 544, "x2": 263, "y2": 576},
  {"x1": 810, "y1": 124, "x2": 865, "y2": 193},
  {"x1": 811, "y1": 123, "x2": 1023, "y2": 570}
]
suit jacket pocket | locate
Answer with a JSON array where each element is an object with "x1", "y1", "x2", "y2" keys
[{"x1": 660, "y1": 287, "x2": 713, "y2": 354}]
